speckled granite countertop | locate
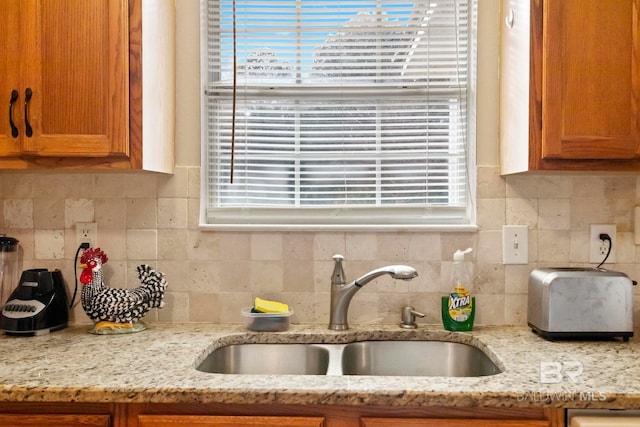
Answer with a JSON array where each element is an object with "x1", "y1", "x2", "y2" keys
[{"x1": 0, "y1": 323, "x2": 638, "y2": 409}]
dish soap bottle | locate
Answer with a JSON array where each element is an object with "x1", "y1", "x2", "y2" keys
[{"x1": 442, "y1": 248, "x2": 475, "y2": 331}]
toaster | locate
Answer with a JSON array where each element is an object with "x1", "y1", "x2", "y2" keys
[{"x1": 527, "y1": 268, "x2": 634, "y2": 341}]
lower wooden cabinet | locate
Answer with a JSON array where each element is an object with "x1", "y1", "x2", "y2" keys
[
  {"x1": 0, "y1": 403, "x2": 115, "y2": 427},
  {"x1": 138, "y1": 415, "x2": 324, "y2": 427},
  {"x1": 361, "y1": 418, "x2": 552, "y2": 427},
  {"x1": 0, "y1": 402, "x2": 565, "y2": 427},
  {"x1": 127, "y1": 404, "x2": 564, "y2": 427},
  {"x1": 0, "y1": 413, "x2": 110, "y2": 427},
  {"x1": 136, "y1": 415, "x2": 553, "y2": 427}
]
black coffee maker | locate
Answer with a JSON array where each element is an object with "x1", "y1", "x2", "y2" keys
[{"x1": 0, "y1": 269, "x2": 69, "y2": 335}]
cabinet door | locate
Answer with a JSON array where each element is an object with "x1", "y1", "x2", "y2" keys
[
  {"x1": 0, "y1": 413, "x2": 110, "y2": 426},
  {"x1": 0, "y1": 0, "x2": 22, "y2": 156},
  {"x1": 541, "y1": 0, "x2": 640, "y2": 160},
  {"x1": 19, "y1": 0, "x2": 129, "y2": 157},
  {"x1": 137, "y1": 415, "x2": 325, "y2": 427},
  {"x1": 361, "y1": 418, "x2": 551, "y2": 427}
]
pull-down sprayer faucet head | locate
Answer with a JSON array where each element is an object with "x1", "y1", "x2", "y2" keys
[{"x1": 353, "y1": 264, "x2": 418, "y2": 286}]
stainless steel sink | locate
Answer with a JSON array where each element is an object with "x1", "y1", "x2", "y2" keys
[
  {"x1": 197, "y1": 340, "x2": 502, "y2": 377},
  {"x1": 340, "y1": 340, "x2": 501, "y2": 377},
  {"x1": 197, "y1": 343, "x2": 330, "y2": 375}
]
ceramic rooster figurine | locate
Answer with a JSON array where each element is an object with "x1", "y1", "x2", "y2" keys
[{"x1": 80, "y1": 248, "x2": 168, "y2": 334}]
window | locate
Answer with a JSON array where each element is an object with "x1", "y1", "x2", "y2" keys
[{"x1": 201, "y1": 0, "x2": 476, "y2": 229}]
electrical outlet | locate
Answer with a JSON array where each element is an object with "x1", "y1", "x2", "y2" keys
[
  {"x1": 589, "y1": 224, "x2": 616, "y2": 264},
  {"x1": 75, "y1": 222, "x2": 98, "y2": 248},
  {"x1": 502, "y1": 225, "x2": 528, "y2": 264}
]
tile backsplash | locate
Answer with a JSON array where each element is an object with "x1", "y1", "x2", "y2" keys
[{"x1": 1, "y1": 166, "x2": 639, "y2": 327}]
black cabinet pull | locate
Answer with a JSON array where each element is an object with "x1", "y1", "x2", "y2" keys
[
  {"x1": 9, "y1": 89, "x2": 18, "y2": 138},
  {"x1": 24, "y1": 88, "x2": 33, "y2": 137}
]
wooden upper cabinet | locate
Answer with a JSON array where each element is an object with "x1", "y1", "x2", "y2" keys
[
  {"x1": 0, "y1": 0, "x2": 22, "y2": 157},
  {"x1": 20, "y1": 0, "x2": 129, "y2": 158},
  {"x1": 500, "y1": 0, "x2": 640, "y2": 173},
  {"x1": 542, "y1": 0, "x2": 640, "y2": 160},
  {"x1": 0, "y1": 0, "x2": 174, "y2": 172}
]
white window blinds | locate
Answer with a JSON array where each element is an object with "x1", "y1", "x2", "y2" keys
[{"x1": 202, "y1": 0, "x2": 476, "y2": 229}]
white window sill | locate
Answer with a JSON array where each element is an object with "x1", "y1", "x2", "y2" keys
[{"x1": 198, "y1": 222, "x2": 479, "y2": 232}]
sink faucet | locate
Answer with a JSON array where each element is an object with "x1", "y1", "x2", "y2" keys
[{"x1": 329, "y1": 254, "x2": 418, "y2": 330}]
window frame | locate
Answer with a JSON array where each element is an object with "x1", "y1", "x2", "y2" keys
[{"x1": 199, "y1": 0, "x2": 478, "y2": 231}]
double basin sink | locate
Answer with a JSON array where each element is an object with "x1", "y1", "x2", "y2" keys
[{"x1": 197, "y1": 340, "x2": 502, "y2": 377}]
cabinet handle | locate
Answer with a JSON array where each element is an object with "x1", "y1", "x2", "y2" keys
[
  {"x1": 24, "y1": 87, "x2": 32, "y2": 137},
  {"x1": 9, "y1": 90, "x2": 18, "y2": 138}
]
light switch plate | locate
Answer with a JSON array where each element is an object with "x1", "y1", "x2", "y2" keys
[{"x1": 503, "y1": 225, "x2": 528, "y2": 264}]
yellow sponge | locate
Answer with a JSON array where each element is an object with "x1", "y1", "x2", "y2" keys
[{"x1": 254, "y1": 297, "x2": 289, "y2": 313}]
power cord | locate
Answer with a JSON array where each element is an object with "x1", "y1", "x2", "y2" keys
[
  {"x1": 596, "y1": 233, "x2": 612, "y2": 269},
  {"x1": 70, "y1": 242, "x2": 90, "y2": 308}
]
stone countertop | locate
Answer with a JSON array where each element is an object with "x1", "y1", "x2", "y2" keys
[{"x1": 0, "y1": 323, "x2": 638, "y2": 409}]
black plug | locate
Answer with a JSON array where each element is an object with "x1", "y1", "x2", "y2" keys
[
  {"x1": 596, "y1": 233, "x2": 613, "y2": 269},
  {"x1": 71, "y1": 243, "x2": 91, "y2": 308}
]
